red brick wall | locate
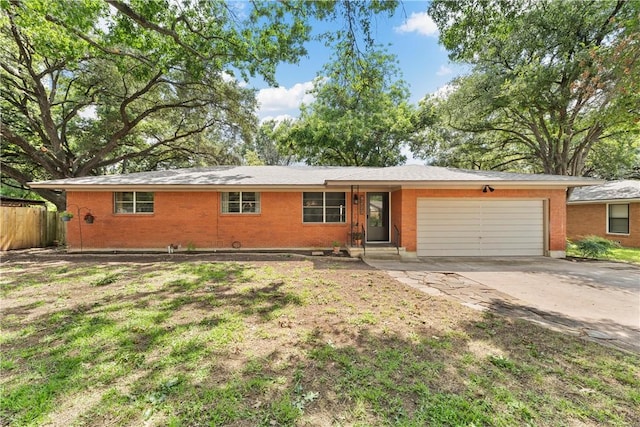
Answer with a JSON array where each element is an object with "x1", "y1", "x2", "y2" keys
[
  {"x1": 390, "y1": 190, "x2": 404, "y2": 244},
  {"x1": 65, "y1": 191, "x2": 350, "y2": 251},
  {"x1": 65, "y1": 188, "x2": 570, "y2": 254},
  {"x1": 567, "y1": 202, "x2": 639, "y2": 248},
  {"x1": 395, "y1": 188, "x2": 567, "y2": 254}
]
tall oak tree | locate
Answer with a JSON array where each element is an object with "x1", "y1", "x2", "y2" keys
[
  {"x1": 417, "y1": 0, "x2": 639, "y2": 176},
  {"x1": 1, "y1": 0, "x2": 398, "y2": 208}
]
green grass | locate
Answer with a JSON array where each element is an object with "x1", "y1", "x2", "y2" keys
[
  {"x1": 567, "y1": 244, "x2": 640, "y2": 265},
  {"x1": 1, "y1": 257, "x2": 639, "y2": 426}
]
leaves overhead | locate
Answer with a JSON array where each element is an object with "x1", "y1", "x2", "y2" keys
[
  {"x1": 418, "y1": 0, "x2": 639, "y2": 176},
  {"x1": 1, "y1": 0, "x2": 400, "y2": 208},
  {"x1": 286, "y1": 42, "x2": 414, "y2": 166}
]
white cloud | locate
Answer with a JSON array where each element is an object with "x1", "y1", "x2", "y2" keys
[
  {"x1": 394, "y1": 11, "x2": 438, "y2": 36},
  {"x1": 436, "y1": 65, "x2": 452, "y2": 76},
  {"x1": 221, "y1": 71, "x2": 247, "y2": 88},
  {"x1": 401, "y1": 145, "x2": 423, "y2": 165},
  {"x1": 256, "y1": 81, "x2": 315, "y2": 113},
  {"x1": 78, "y1": 105, "x2": 97, "y2": 120},
  {"x1": 431, "y1": 84, "x2": 455, "y2": 100}
]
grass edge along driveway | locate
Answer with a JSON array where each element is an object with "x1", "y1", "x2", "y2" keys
[{"x1": 1, "y1": 254, "x2": 639, "y2": 426}]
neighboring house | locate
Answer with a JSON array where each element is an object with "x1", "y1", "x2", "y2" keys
[
  {"x1": 29, "y1": 165, "x2": 599, "y2": 257},
  {"x1": 567, "y1": 180, "x2": 640, "y2": 248}
]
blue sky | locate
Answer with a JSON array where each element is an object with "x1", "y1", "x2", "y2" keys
[{"x1": 254, "y1": 1, "x2": 465, "y2": 121}]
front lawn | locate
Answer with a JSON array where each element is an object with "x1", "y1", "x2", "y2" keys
[
  {"x1": 567, "y1": 245, "x2": 640, "y2": 265},
  {"x1": 1, "y1": 254, "x2": 639, "y2": 426}
]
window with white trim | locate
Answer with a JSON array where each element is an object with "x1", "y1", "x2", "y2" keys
[
  {"x1": 608, "y1": 203, "x2": 629, "y2": 234},
  {"x1": 114, "y1": 192, "x2": 154, "y2": 213},
  {"x1": 303, "y1": 192, "x2": 345, "y2": 223},
  {"x1": 221, "y1": 192, "x2": 260, "y2": 213}
]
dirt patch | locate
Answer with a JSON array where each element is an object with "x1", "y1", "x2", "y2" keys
[{"x1": 1, "y1": 251, "x2": 639, "y2": 426}]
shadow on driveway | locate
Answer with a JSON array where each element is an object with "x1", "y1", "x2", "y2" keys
[{"x1": 366, "y1": 257, "x2": 640, "y2": 354}]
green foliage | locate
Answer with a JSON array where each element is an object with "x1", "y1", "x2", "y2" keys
[
  {"x1": 410, "y1": 97, "x2": 537, "y2": 172},
  {"x1": 571, "y1": 236, "x2": 621, "y2": 259},
  {"x1": 583, "y1": 133, "x2": 640, "y2": 179},
  {"x1": 59, "y1": 211, "x2": 74, "y2": 219},
  {"x1": 90, "y1": 273, "x2": 120, "y2": 287},
  {"x1": 419, "y1": 0, "x2": 640, "y2": 177},
  {"x1": 1, "y1": 1, "x2": 400, "y2": 208},
  {"x1": 286, "y1": 44, "x2": 414, "y2": 166},
  {"x1": 243, "y1": 119, "x2": 297, "y2": 166}
]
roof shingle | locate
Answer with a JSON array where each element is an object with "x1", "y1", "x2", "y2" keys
[
  {"x1": 568, "y1": 180, "x2": 640, "y2": 202},
  {"x1": 28, "y1": 165, "x2": 601, "y2": 188}
]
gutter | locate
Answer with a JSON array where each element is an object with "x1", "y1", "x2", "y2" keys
[{"x1": 28, "y1": 179, "x2": 604, "y2": 192}]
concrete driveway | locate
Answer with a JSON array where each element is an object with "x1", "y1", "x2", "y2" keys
[{"x1": 365, "y1": 257, "x2": 640, "y2": 353}]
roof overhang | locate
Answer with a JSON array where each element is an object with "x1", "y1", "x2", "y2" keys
[
  {"x1": 28, "y1": 169, "x2": 603, "y2": 191},
  {"x1": 325, "y1": 179, "x2": 602, "y2": 189},
  {"x1": 29, "y1": 178, "x2": 602, "y2": 192},
  {"x1": 567, "y1": 198, "x2": 640, "y2": 205}
]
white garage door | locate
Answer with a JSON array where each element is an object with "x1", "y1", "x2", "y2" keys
[{"x1": 417, "y1": 199, "x2": 544, "y2": 256}]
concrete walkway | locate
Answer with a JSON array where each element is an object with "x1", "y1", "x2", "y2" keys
[{"x1": 365, "y1": 257, "x2": 640, "y2": 354}]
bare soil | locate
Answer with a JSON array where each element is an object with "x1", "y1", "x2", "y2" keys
[{"x1": 2, "y1": 249, "x2": 639, "y2": 426}]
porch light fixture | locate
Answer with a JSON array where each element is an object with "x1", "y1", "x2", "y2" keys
[
  {"x1": 482, "y1": 185, "x2": 495, "y2": 193},
  {"x1": 353, "y1": 194, "x2": 359, "y2": 204}
]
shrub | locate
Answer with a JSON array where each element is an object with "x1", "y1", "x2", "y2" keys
[{"x1": 572, "y1": 236, "x2": 620, "y2": 259}]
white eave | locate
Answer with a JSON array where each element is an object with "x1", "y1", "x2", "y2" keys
[
  {"x1": 567, "y1": 198, "x2": 640, "y2": 205},
  {"x1": 325, "y1": 179, "x2": 602, "y2": 189},
  {"x1": 27, "y1": 165, "x2": 604, "y2": 191}
]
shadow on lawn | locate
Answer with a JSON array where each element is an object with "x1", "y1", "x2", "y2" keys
[
  {"x1": 2, "y1": 258, "x2": 639, "y2": 426},
  {"x1": 0, "y1": 261, "x2": 316, "y2": 425}
]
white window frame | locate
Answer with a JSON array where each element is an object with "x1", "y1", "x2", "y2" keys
[
  {"x1": 221, "y1": 192, "x2": 261, "y2": 214},
  {"x1": 607, "y1": 203, "x2": 629, "y2": 235},
  {"x1": 113, "y1": 192, "x2": 154, "y2": 214},
  {"x1": 302, "y1": 192, "x2": 346, "y2": 223}
]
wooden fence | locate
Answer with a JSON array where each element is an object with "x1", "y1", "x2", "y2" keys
[{"x1": 1, "y1": 207, "x2": 66, "y2": 251}]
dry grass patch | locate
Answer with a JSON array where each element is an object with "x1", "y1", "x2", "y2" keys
[{"x1": 1, "y1": 253, "x2": 638, "y2": 426}]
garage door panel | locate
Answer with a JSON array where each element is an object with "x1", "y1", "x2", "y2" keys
[
  {"x1": 417, "y1": 199, "x2": 544, "y2": 257},
  {"x1": 419, "y1": 226, "x2": 481, "y2": 235},
  {"x1": 432, "y1": 249, "x2": 483, "y2": 256},
  {"x1": 422, "y1": 238, "x2": 481, "y2": 246},
  {"x1": 481, "y1": 248, "x2": 541, "y2": 256},
  {"x1": 482, "y1": 230, "x2": 542, "y2": 238},
  {"x1": 481, "y1": 236, "x2": 541, "y2": 242}
]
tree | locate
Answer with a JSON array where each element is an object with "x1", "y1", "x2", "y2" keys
[
  {"x1": 1, "y1": 0, "x2": 398, "y2": 208},
  {"x1": 410, "y1": 93, "x2": 537, "y2": 172},
  {"x1": 287, "y1": 45, "x2": 414, "y2": 166},
  {"x1": 420, "y1": 0, "x2": 639, "y2": 176},
  {"x1": 582, "y1": 132, "x2": 640, "y2": 179},
  {"x1": 243, "y1": 119, "x2": 297, "y2": 166}
]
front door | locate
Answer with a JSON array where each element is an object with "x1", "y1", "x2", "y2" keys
[{"x1": 367, "y1": 192, "x2": 389, "y2": 242}]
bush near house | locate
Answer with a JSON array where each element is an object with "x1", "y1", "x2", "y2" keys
[{"x1": 568, "y1": 236, "x2": 621, "y2": 259}]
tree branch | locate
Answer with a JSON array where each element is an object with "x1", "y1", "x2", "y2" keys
[
  {"x1": 0, "y1": 126, "x2": 63, "y2": 176},
  {"x1": 106, "y1": 0, "x2": 204, "y2": 59},
  {"x1": 0, "y1": 161, "x2": 66, "y2": 209}
]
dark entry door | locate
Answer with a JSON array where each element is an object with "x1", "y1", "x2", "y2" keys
[{"x1": 367, "y1": 192, "x2": 389, "y2": 242}]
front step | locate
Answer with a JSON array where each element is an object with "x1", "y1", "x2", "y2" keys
[{"x1": 347, "y1": 245, "x2": 406, "y2": 260}]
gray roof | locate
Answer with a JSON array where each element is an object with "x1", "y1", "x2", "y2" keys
[
  {"x1": 327, "y1": 165, "x2": 597, "y2": 183},
  {"x1": 568, "y1": 180, "x2": 640, "y2": 202},
  {"x1": 29, "y1": 165, "x2": 601, "y2": 189}
]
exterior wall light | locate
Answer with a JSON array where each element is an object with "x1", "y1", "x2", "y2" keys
[{"x1": 482, "y1": 185, "x2": 495, "y2": 193}]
